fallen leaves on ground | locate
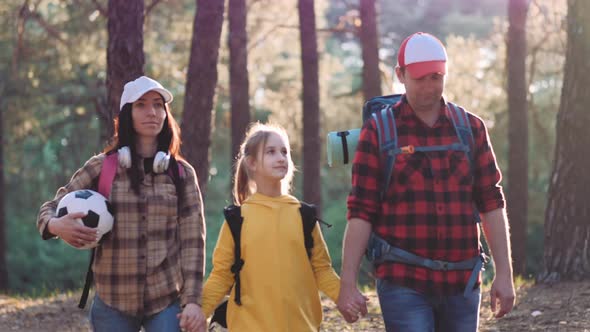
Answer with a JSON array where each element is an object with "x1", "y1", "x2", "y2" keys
[{"x1": 1, "y1": 281, "x2": 589, "y2": 331}]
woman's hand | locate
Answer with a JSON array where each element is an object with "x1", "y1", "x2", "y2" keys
[
  {"x1": 47, "y1": 212, "x2": 98, "y2": 248},
  {"x1": 177, "y1": 303, "x2": 206, "y2": 332}
]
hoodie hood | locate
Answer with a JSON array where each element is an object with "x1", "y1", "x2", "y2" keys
[{"x1": 244, "y1": 192, "x2": 300, "y2": 210}]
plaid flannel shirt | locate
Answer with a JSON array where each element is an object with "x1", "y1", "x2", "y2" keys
[
  {"x1": 37, "y1": 154, "x2": 205, "y2": 316},
  {"x1": 347, "y1": 96, "x2": 505, "y2": 296}
]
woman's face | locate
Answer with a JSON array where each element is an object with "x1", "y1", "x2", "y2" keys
[{"x1": 131, "y1": 91, "x2": 167, "y2": 139}]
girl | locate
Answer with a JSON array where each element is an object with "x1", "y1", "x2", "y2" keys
[
  {"x1": 37, "y1": 76, "x2": 206, "y2": 332},
  {"x1": 201, "y1": 123, "x2": 341, "y2": 331}
]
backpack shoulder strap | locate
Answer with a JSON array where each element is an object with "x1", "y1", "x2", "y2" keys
[
  {"x1": 98, "y1": 153, "x2": 118, "y2": 199},
  {"x1": 299, "y1": 202, "x2": 318, "y2": 259},
  {"x1": 447, "y1": 102, "x2": 475, "y2": 165},
  {"x1": 371, "y1": 103, "x2": 400, "y2": 199},
  {"x1": 80, "y1": 153, "x2": 118, "y2": 309},
  {"x1": 223, "y1": 204, "x2": 244, "y2": 305}
]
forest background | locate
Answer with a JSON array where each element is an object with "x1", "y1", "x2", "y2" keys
[{"x1": 0, "y1": 0, "x2": 571, "y2": 296}]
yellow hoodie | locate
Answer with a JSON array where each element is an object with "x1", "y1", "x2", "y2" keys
[{"x1": 202, "y1": 193, "x2": 340, "y2": 331}]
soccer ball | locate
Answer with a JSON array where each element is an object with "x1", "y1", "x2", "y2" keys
[{"x1": 56, "y1": 189, "x2": 114, "y2": 249}]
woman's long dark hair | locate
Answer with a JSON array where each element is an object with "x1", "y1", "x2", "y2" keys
[{"x1": 103, "y1": 99, "x2": 185, "y2": 203}]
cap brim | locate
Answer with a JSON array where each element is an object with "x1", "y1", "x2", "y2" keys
[{"x1": 406, "y1": 61, "x2": 446, "y2": 79}]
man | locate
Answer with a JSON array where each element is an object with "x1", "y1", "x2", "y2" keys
[{"x1": 337, "y1": 32, "x2": 515, "y2": 331}]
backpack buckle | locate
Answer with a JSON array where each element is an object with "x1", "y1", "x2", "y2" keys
[{"x1": 401, "y1": 145, "x2": 415, "y2": 154}]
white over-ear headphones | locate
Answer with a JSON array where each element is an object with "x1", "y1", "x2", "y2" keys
[{"x1": 118, "y1": 146, "x2": 170, "y2": 173}]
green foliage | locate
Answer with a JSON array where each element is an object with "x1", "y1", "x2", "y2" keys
[{"x1": 1, "y1": 0, "x2": 566, "y2": 295}]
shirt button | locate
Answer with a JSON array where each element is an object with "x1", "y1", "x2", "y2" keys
[
  {"x1": 437, "y1": 205, "x2": 444, "y2": 212},
  {"x1": 141, "y1": 215, "x2": 146, "y2": 220}
]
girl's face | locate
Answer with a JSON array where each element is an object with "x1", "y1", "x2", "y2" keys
[
  {"x1": 131, "y1": 91, "x2": 167, "y2": 139},
  {"x1": 252, "y1": 132, "x2": 290, "y2": 182}
]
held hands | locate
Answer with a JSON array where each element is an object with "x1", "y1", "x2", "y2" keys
[
  {"x1": 48, "y1": 213, "x2": 98, "y2": 248},
  {"x1": 489, "y1": 275, "x2": 516, "y2": 318},
  {"x1": 337, "y1": 284, "x2": 369, "y2": 323},
  {"x1": 177, "y1": 303, "x2": 206, "y2": 332}
]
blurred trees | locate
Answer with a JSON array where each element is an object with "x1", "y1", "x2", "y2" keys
[
  {"x1": 105, "y1": 0, "x2": 144, "y2": 137},
  {"x1": 506, "y1": 0, "x2": 529, "y2": 276},
  {"x1": 542, "y1": 0, "x2": 590, "y2": 282},
  {"x1": 228, "y1": 0, "x2": 250, "y2": 179},
  {"x1": 181, "y1": 0, "x2": 225, "y2": 193},
  {"x1": 0, "y1": 0, "x2": 570, "y2": 293},
  {"x1": 359, "y1": 0, "x2": 381, "y2": 100},
  {"x1": 298, "y1": 0, "x2": 322, "y2": 207}
]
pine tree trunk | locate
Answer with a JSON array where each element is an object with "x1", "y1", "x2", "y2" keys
[
  {"x1": 181, "y1": 0, "x2": 225, "y2": 194},
  {"x1": 298, "y1": 0, "x2": 321, "y2": 208},
  {"x1": 106, "y1": 0, "x2": 145, "y2": 138},
  {"x1": 229, "y1": 0, "x2": 250, "y2": 174},
  {"x1": 359, "y1": 0, "x2": 381, "y2": 100},
  {"x1": 542, "y1": 0, "x2": 590, "y2": 282},
  {"x1": 0, "y1": 83, "x2": 7, "y2": 291},
  {"x1": 506, "y1": 0, "x2": 529, "y2": 276}
]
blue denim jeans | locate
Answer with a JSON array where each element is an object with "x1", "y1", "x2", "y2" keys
[
  {"x1": 376, "y1": 279, "x2": 481, "y2": 332},
  {"x1": 89, "y1": 295, "x2": 182, "y2": 332}
]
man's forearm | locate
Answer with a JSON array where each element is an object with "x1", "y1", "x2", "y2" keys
[
  {"x1": 481, "y1": 208, "x2": 513, "y2": 277},
  {"x1": 341, "y1": 218, "x2": 372, "y2": 285}
]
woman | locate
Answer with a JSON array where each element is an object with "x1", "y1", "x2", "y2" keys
[{"x1": 37, "y1": 76, "x2": 206, "y2": 332}]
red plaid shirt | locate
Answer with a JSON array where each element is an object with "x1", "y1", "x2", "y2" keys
[{"x1": 347, "y1": 95, "x2": 505, "y2": 296}]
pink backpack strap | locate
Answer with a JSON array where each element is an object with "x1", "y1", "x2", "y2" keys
[
  {"x1": 168, "y1": 160, "x2": 186, "y2": 179},
  {"x1": 98, "y1": 153, "x2": 119, "y2": 199}
]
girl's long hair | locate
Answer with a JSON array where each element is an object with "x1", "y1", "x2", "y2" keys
[
  {"x1": 232, "y1": 123, "x2": 295, "y2": 205},
  {"x1": 103, "y1": 99, "x2": 185, "y2": 201}
]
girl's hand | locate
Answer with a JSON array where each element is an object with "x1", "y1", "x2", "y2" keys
[
  {"x1": 47, "y1": 212, "x2": 98, "y2": 248},
  {"x1": 177, "y1": 303, "x2": 206, "y2": 332}
]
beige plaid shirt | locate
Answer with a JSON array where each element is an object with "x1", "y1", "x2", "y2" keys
[{"x1": 37, "y1": 154, "x2": 205, "y2": 316}]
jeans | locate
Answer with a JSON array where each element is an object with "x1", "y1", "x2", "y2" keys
[
  {"x1": 376, "y1": 279, "x2": 481, "y2": 332},
  {"x1": 89, "y1": 295, "x2": 182, "y2": 332}
]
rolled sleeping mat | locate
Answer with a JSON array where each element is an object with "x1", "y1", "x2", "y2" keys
[{"x1": 326, "y1": 128, "x2": 361, "y2": 167}]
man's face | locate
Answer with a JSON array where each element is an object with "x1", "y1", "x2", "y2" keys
[{"x1": 396, "y1": 68, "x2": 445, "y2": 111}]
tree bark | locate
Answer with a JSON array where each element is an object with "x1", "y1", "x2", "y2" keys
[
  {"x1": 106, "y1": 0, "x2": 145, "y2": 138},
  {"x1": 506, "y1": 0, "x2": 529, "y2": 276},
  {"x1": 359, "y1": 0, "x2": 381, "y2": 100},
  {"x1": 542, "y1": 0, "x2": 590, "y2": 282},
  {"x1": 181, "y1": 0, "x2": 225, "y2": 194},
  {"x1": 229, "y1": 0, "x2": 250, "y2": 173},
  {"x1": 298, "y1": 0, "x2": 321, "y2": 209},
  {"x1": 0, "y1": 82, "x2": 7, "y2": 291}
]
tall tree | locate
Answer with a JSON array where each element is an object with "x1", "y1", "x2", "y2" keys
[
  {"x1": 106, "y1": 0, "x2": 145, "y2": 138},
  {"x1": 181, "y1": 0, "x2": 225, "y2": 193},
  {"x1": 506, "y1": 0, "x2": 529, "y2": 276},
  {"x1": 298, "y1": 0, "x2": 321, "y2": 208},
  {"x1": 0, "y1": 81, "x2": 6, "y2": 291},
  {"x1": 228, "y1": 0, "x2": 250, "y2": 172},
  {"x1": 359, "y1": 0, "x2": 381, "y2": 100},
  {"x1": 542, "y1": 0, "x2": 590, "y2": 282}
]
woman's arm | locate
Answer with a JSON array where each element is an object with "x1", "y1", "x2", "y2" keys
[{"x1": 177, "y1": 162, "x2": 206, "y2": 308}]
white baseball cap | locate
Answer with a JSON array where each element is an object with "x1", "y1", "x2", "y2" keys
[
  {"x1": 397, "y1": 32, "x2": 447, "y2": 79},
  {"x1": 119, "y1": 76, "x2": 173, "y2": 111}
]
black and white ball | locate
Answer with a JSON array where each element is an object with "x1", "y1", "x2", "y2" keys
[{"x1": 56, "y1": 189, "x2": 114, "y2": 249}]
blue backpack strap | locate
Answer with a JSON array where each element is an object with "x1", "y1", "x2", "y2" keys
[
  {"x1": 372, "y1": 104, "x2": 399, "y2": 199},
  {"x1": 447, "y1": 102, "x2": 475, "y2": 166},
  {"x1": 447, "y1": 102, "x2": 481, "y2": 223}
]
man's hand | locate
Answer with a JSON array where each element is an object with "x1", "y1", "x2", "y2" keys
[
  {"x1": 489, "y1": 275, "x2": 515, "y2": 318},
  {"x1": 337, "y1": 284, "x2": 369, "y2": 323},
  {"x1": 48, "y1": 213, "x2": 98, "y2": 248}
]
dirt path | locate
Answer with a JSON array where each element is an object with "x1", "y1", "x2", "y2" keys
[{"x1": 1, "y1": 281, "x2": 589, "y2": 331}]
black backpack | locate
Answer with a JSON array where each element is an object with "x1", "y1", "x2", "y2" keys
[{"x1": 210, "y1": 202, "x2": 329, "y2": 328}]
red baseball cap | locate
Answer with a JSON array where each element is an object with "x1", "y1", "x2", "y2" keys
[{"x1": 397, "y1": 32, "x2": 447, "y2": 79}]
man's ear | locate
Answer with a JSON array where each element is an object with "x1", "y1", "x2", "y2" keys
[{"x1": 395, "y1": 66, "x2": 406, "y2": 84}]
